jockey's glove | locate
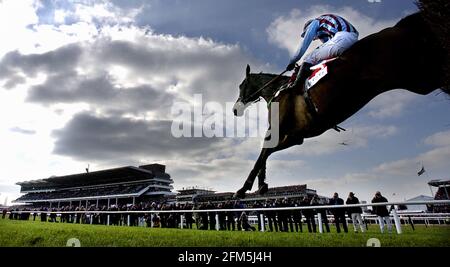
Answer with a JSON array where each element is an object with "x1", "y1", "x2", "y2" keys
[{"x1": 286, "y1": 63, "x2": 296, "y2": 72}]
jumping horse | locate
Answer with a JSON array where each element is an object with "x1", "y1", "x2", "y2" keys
[{"x1": 232, "y1": 11, "x2": 449, "y2": 199}]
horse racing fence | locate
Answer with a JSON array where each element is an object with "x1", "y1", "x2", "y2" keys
[{"x1": 7, "y1": 200, "x2": 450, "y2": 235}]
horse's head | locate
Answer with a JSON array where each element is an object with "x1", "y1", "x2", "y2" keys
[{"x1": 233, "y1": 64, "x2": 261, "y2": 117}]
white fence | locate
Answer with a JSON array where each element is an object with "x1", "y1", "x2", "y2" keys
[{"x1": 6, "y1": 200, "x2": 450, "y2": 235}]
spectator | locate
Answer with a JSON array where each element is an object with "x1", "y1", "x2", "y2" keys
[
  {"x1": 284, "y1": 199, "x2": 294, "y2": 232},
  {"x1": 371, "y1": 191, "x2": 392, "y2": 233},
  {"x1": 311, "y1": 195, "x2": 330, "y2": 233},
  {"x1": 301, "y1": 196, "x2": 316, "y2": 233},
  {"x1": 32, "y1": 209, "x2": 37, "y2": 221},
  {"x1": 346, "y1": 192, "x2": 365, "y2": 233},
  {"x1": 152, "y1": 213, "x2": 161, "y2": 228},
  {"x1": 239, "y1": 212, "x2": 256, "y2": 231},
  {"x1": 8, "y1": 209, "x2": 14, "y2": 220},
  {"x1": 234, "y1": 200, "x2": 243, "y2": 231},
  {"x1": 2, "y1": 208, "x2": 7, "y2": 219},
  {"x1": 329, "y1": 192, "x2": 348, "y2": 233},
  {"x1": 217, "y1": 203, "x2": 226, "y2": 230},
  {"x1": 184, "y1": 204, "x2": 194, "y2": 229},
  {"x1": 291, "y1": 200, "x2": 303, "y2": 233},
  {"x1": 276, "y1": 199, "x2": 288, "y2": 232},
  {"x1": 224, "y1": 200, "x2": 235, "y2": 231},
  {"x1": 41, "y1": 207, "x2": 47, "y2": 222},
  {"x1": 49, "y1": 208, "x2": 57, "y2": 222},
  {"x1": 206, "y1": 201, "x2": 216, "y2": 230},
  {"x1": 253, "y1": 201, "x2": 264, "y2": 232},
  {"x1": 265, "y1": 199, "x2": 278, "y2": 232},
  {"x1": 198, "y1": 203, "x2": 209, "y2": 230}
]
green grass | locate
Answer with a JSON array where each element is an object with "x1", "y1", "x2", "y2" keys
[{"x1": 0, "y1": 218, "x2": 449, "y2": 247}]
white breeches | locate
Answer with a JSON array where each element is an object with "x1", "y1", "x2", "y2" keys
[{"x1": 304, "y1": 31, "x2": 358, "y2": 65}]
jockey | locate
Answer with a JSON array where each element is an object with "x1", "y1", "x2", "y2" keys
[{"x1": 286, "y1": 14, "x2": 359, "y2": 93}]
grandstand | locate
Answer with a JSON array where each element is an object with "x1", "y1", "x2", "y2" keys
[
  {"x1": 429, "y1": 179, "x2": 450, "y2": 213},
  {"x1": 13, "y1": 164, "x2": 175, "y2": 208},
  {"x1": 177, "y1": 184, "x2": 319, "y2": 204},
  {"x1": 176, "y1": 187, "x2": 216, "y2": 203}
]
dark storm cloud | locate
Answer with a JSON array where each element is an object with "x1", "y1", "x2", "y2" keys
[
  {"x1": 93, "y1": 39, "x2": 250, "y2": 102},
  {"x1": 0, "y1": 44, "x2": 82, "y2": 80},
  {"x1": 95, "y1": 39, "x2": 247, "y2": 76},
  {"x1": 129, "y1": 0, "x2": 417, "y2": 67},
  {"x1": 0, "y1": 34, "x2": 252, "y2": 109},
  {"x1": 26, "y1": 70, "x2": 174, "y2": 114},
  {"x1": 52, "y1": 112, "x2": 226, "y2": 161}
]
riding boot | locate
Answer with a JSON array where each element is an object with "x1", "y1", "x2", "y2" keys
[{"x1": 290, "y1": 62, "x2": 313, "y2": 95}]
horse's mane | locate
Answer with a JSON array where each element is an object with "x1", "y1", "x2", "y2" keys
[{"x1": 417, "y1": 0, "x2": 450, "y2": 93}]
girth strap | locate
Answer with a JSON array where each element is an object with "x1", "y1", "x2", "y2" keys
[{"x1": 303, "y1": 86, "x2": 346, "y2": 133}]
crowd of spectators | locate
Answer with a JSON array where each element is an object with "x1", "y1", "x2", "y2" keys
[{"x1": 4, "y1": 191, "x2": 441, "y2": 233}]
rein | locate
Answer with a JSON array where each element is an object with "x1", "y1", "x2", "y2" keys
[{"x1": 242, "y1": 70, "x2": 288, "y2": 104}]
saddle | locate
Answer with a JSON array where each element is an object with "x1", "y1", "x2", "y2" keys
[{"x1": 303, "y1": 58, "x2": 346, "y2": 133}]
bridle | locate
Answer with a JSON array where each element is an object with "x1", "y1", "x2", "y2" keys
[{"x1": 240, "y1": 70, "x2": 288, "y2": 104}]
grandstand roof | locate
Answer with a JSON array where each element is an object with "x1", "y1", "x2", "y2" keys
[
  {"x1": 17, "y1": 165, "x2": 171, "y2": 191},
  {"x1": 428, "y1": 179, "x2": 450, "y2": 187}
]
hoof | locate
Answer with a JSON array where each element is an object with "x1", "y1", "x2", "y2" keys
[
  {"x1": 233, "y1": 188, "x2": 247, "y2": 199},
  {"x1": 257, "y1": 183, "x2": 269, "y2": 195}
]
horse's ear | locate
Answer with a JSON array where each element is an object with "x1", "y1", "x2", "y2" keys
[{"x1": 246, "y1": 64, "x2": 251, "y2": 77}]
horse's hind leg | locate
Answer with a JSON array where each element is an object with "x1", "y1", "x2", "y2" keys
[{"x1": 234, "y1": 148, "x2": 272, "y2": 199}]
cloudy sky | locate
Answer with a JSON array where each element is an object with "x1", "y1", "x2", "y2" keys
[{"x1": 0, "y1": 0, "x2": 449, "y2": 205}]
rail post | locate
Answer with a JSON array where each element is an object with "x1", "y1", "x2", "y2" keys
[
  {"x1": 107, "y1": 215, "x2": 110, "y2": 226},
  {"x1": 180, "y1": 215, "x2": 184, "y2": 229},
  {"x1": 317, "y1": 213, "x2": 323, "y2": 233},
  {"x1": 260, "y1": 214, "x2": 265, "y2": 232},
  {"x1": 392, "y1": 209, "x2": 402, "y2": 234},
  {"x1": 127, "y1": 215, "x2": 130, "y2": 226},
  {"x1": 215, "y1": 214, "x2": 220, "y2": 231}
]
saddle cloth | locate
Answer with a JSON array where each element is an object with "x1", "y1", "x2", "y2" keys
[{"x1": 306, "y1": 57, "x2": 337, "y2": 90}]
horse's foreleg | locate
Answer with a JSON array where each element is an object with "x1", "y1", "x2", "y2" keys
[
  {"x1": 234, "y1": 133, "x2": 304, "y2": 199},
  {"x1": 234, "y1": 148, "x2": 273, "y2": 199}
]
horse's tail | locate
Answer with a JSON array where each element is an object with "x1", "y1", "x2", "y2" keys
[{"x1": 417, "y1": 0, "x2": 450, "y2": 93}]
